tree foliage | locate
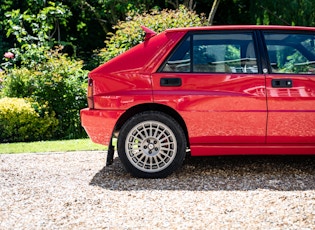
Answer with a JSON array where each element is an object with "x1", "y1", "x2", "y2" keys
[
  {"x1": 251, "y1": 0, "x2": 315, "y2": 26},
  {"x1": 99, "y1": 5, "x2": 206, "y2": 62},
  {"x1": 0, "y1": 2, "x2": 88, "y2": 141},
  {"x1": 1, "y1": 0, "x2": 315, "y2": 66},
  {"x1": 1, "y1": 0, "x2": 315, "y2": 142},
  {"x1": 2, "y1": 2, "x2": 71, "y2": 69}
]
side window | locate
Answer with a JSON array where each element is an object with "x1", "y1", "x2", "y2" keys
[
  {"x1": 264, "y1": 33, "x2": 315, "y2": 74},
  {"x1": 160, "y1": 32, "x2": 258, "y2": 73},
  {"x1": 162, "y1": 36, "x2": 191, "y2": 72}
]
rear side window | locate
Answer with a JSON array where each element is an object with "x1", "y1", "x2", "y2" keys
[
  {"x1": 160, "y1": 32, "x2": 258, "y2": 73},
  {"x1": 264, "y1": 32, "x2": 315, "y2": 74}
]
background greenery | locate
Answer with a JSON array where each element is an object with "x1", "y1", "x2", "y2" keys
[
  {"x1": 0, "y1": 0, "x2": 314, "y2": 143},
  {"x1": 1, "y1": 0, "x2": 314, "y2": 70}
]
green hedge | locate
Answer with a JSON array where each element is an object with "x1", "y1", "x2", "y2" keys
[
  {"x1": 1, "y1": 48, "x2": 88, "y2": 140},
  {"x1": 0, "y1": 97, "x2": 59, "y2": 143}
]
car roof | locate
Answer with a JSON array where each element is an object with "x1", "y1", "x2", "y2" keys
[{"x1": 164, "y1": 25, "x2": 315, "y2": 33}]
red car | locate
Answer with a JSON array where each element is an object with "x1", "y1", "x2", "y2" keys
[{"x1": 81, "y1": 25, "x2": 315, "y2": 178}]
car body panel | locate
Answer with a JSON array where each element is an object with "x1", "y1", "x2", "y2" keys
[
  {"x1": 266, "y1": 75, "x2": 315, "y2": 144},
  {"x1": 152, "y1": 72, "x2": 267, "y2": 144},
  {"x1": 87, "y1": 31, "x2": 186, "y2": 111},
  {"x1": 80, "y1": 108, "x2": 123, "y2": 145},
  {"x1": 81, "y1": 31, "x2": 185, "y2": 145},
  {"x1": 81, "y1": 25, "x2": 315, "y2": 154},
  {"x1": 262, "y1": 31, "x2": 315, "y2": 144},
  {"x1": 190, "y1": 144, "x2": 315, "y2": 156}
]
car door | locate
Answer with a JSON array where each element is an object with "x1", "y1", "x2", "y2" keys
[
  {"x1": 152, "y1": 30, "x2": 267, "y2": 145},
  {"x1": 263, "y1": 31, "x2": 315, "y2": 143}
]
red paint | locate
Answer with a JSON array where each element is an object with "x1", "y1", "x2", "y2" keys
[
  {"x1": 266, "y1": 74, "x2": 315, "y2": 144},
  {"x1": 81, "y1": 25, "x2": 315, "y2": 155},
  {"x1": 152, "y1": 73, "x2": 267, "y2": 144}
]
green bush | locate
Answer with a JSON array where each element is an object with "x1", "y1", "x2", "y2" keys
[
  {"x1": 1, "y1": 67, "x2": 34, "y2": 98},
  {"x1": 1, "y1": 48, "x2": 89, "y2": 140},
  {"x1": 0, "y1": 97, "x2": 59, "y2": 143},
  {"x1": 1, "y1": 3, "x2": 88, "y2": 140},
  {"x1": 98, "y1": 5, "x2": 206, "y2": 62},
  {"x1": 0, "y1": 71, "x2": 4, "y2": 92}
]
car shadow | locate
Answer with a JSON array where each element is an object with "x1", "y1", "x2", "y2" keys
[{"x1": 90, "y1": 154, "x2": 315, "y2": 191}]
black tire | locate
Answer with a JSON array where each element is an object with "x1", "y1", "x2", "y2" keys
[{"x1": 117, "y1": 111, "x2": 186, "y2": 178}]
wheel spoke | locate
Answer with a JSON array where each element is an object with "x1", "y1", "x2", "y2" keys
[
  {"x1": 157, "y1": 128, "x2": 168, "y2": 140},
  {"x1": 155, "y1": 155, "x2": 166, "y2": 166},
  {"x1": 132, "y1": 148, "x2": 142, "y2": 157},
  {"x1": 134, "y1": 128, "x2": 146, "y2": 141},
  {"x1": 160, "y1": 135, "x2": 173, "y2": 143},
  {"x1": 160, "y1": 147, "x2": 174, "y2": 152},
  {"x1": 143, "y1": 123, "x2": 151, "y2": 138},
  {"x1": 152, "y1": 124, "x2": 159, "y2": 137},
  {"x1": 125, "y1": 120, "x2": 177, "y2": 173},
  {"x1": 143, "y1": 156, "x2": 150, "y2": 168}
]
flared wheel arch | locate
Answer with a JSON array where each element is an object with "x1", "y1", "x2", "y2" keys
[{"x1": 113, "y1": 103, "x2": 189, "y2": 147}]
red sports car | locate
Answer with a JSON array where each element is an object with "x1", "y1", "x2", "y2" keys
[{"x1": 81, "y1": 25, "x2": 315, "y2": 178}]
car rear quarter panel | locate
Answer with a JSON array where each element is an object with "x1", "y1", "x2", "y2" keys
[
  {"x1": 81, "y1": 30, "x2": 186, "y2": 145},
  {"x1": 89, "y1": 31, "x2": 186, "y2": 111}
]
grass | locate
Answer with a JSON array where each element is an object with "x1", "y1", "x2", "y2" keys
[{"x1": 0, "y1": 138, "x2": 109, "y2": 154}]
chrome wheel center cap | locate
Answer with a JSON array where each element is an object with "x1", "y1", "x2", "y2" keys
[{"x1": 148, "y1": 143, "x2": 154, "y2": 150}]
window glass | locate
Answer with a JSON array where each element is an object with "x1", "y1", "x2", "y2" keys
[
  {"x1": 162, "y1": 36, "x2": 191, "y2": 72},
  {"x1": 192, "y1": 33, "x2": 257, "y2": 73},
  {"x1": 161, "y1": 32, "x2": 258, "y2": 73},
  {"x1": 264, "y1": 33, "x2": 315, "y2": 74}
]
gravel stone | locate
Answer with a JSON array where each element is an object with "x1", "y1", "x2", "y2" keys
[{"x1": 1, "y1": 151, "x2": 315, "y2": 229}]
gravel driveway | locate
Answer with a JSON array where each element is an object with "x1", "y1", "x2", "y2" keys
[{"x1": 1, "y1": 151, "x2": 315, "y2": 229}]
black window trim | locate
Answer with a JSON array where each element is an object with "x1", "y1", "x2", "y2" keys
[{"x1": 157, "y1": 33, "x2": 191, "y2": 73}]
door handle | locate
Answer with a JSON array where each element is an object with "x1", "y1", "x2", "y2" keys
[
  {"x1": 271, "y1": 79, "x2": 293, "y2": 88},
  {"x1": 160, "y1": 78, "x2": 182, "y2": 87}
]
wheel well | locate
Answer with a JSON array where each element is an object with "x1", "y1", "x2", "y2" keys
[{"x1": 114, "y1": 103, "x2": 189, "y2": 147}]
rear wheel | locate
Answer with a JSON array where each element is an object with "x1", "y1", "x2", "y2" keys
[{"x1": 118, "y1": 111, "x2": 186, "y2": 178}]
